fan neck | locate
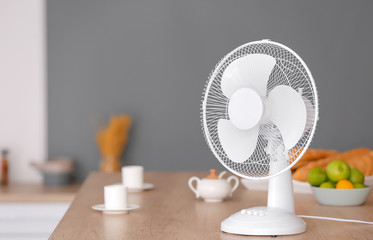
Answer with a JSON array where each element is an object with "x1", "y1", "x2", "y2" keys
[{"x1": 267, "y1": 169, "x2": 295, "y2": 213}]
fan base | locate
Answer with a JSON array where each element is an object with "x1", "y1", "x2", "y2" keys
[{"x1": 221, "y1": 206, "x2": 306, "y2": 236}]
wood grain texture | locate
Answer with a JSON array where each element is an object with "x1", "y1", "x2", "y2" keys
[
  {"x1": 0, "y1": 183, "x2": 80, "y2": 202},
  {"x1": 50, "y1": 172, "x2": 373, "y2": 240}
]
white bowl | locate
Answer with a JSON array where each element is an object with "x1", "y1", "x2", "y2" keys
[
  {"x1": 241, "y1": 179, "x2": 317, "y2": 194},
  {"x1": 311, "y1": 186, "x2": 371, "y2": 206},
  {"x1": 241, "y1": 176, "x2": 373, "y2": 195}
]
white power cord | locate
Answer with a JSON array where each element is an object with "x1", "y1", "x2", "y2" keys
[{"x1": 298, "y1": 215, "x2": 373, "y2": 225}]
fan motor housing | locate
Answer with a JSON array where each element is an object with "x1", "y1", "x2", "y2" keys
[{"x1": 228, "y1": 88, "x2": 264, "y2": 130}]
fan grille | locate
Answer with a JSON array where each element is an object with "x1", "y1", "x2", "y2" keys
[{"x1": 201, "y1": 41, "x2": 318, "y2": 180}]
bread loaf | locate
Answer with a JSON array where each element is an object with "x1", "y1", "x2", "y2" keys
[{"x1": 292, "y1": 148, "x2": 372, "y2": 182}]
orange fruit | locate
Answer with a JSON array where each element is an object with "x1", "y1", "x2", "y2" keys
[{"x1": 336, "y1": 179, "x2": 354, "y2": 189}]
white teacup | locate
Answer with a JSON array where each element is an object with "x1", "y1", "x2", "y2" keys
[
  {"x1": 122, "y1": 165, "x2": 144, "y2": 189},
  {"x1": 104, "y1": 184, "x2": 127, "y2": 210}
]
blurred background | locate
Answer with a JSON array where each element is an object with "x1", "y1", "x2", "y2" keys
[{"x1": 1, "y1": 0, "x2": 373, "y2": 183}]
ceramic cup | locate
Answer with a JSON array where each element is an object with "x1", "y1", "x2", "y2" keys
[
  {"x1": 104, "y1": 184, "x2": 127, "y2": 210},
  {"x1": 122, "y1": 165, "x2": 144, "y2": 189}
]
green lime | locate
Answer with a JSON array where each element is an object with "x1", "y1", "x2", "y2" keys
[
  {"x1": 353, "y1": 183, "x2": 366, "y2": 188},
  {"x1": 307, "y1": 168, "x2": 327, "y2": 187},
  {"x1": 320, "y1": 181, "x2": 336, "y2": 188},
  {"x1": 349, "y1": 168, "x2": 365, "y2": 184}
]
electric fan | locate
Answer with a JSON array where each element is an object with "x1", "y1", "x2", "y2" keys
[{"x1": 201, "y1": 39, "x2": 318, "y2": 236}]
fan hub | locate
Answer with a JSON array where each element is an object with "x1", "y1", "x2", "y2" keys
[{"x1": 228, "y1": 88, "x2": 264, "y2": 130}]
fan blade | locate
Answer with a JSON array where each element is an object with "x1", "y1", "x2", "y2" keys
[
  {"x1": 267, "y1": 85, "x2": 307, "y2": 149},
  {"x1": 220, "y1": 54, "x2": 276, "y2": 98},
  {"x1": 302, "y1": 96, "x2": 315, "y2": 133},
  {"x1": 217, "y1": 119, "x2": 259, "y2": 163}
]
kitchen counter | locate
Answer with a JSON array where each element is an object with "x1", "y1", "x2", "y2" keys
[
  {"x1": 0, "y1": 183, "x2": 81, "y2": 202},
  {"x1": 51, "y1": 172, "x2": 373, "y2": 239}
]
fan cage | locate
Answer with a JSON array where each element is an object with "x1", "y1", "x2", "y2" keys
[{"x1": 201, "y1": 40, "x2": 318, "y2": 180}]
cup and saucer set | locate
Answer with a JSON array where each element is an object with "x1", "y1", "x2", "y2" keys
[{"x1": 92, "y1": 165, "x2": 154, "y2": 214}]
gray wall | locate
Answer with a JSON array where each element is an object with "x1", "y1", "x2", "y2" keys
[{"x1": 47, "y1": 0, "x2": 373, "y2": 181}]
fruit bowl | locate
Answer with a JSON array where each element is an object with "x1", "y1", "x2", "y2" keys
[{"x1": 311, "y1": 186, "x2": 371, "y2": 206}]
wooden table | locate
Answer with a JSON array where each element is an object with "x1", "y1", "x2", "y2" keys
[{"x1": 51, "y1": 172, "x2": 373, "y2": 239}]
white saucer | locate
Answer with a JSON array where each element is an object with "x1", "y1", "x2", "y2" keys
[
  {"x1": 114, "y1": 183, "x2": 154, "y2": 192},
  {"x1": 92, "y1": 204, "x2": 140, "y2": 214}
]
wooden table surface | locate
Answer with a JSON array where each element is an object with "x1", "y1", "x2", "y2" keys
[
  {"x1": 51, "y1": 172, "x2": 373, "y2": 240},
  {"x1": 0, "y1": 183, "x2": 81, "y2": 202}
]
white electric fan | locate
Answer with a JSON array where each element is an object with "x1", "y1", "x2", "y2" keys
[{"x1": 201, "y1": 39, "x2": 318, "y2": 236}]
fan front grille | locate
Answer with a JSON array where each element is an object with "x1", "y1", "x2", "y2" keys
[{"x1": 201, "y1": 41, "x2": 318, "y2": 179}]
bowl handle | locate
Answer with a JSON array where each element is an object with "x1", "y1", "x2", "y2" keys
[
  {"x1": 218, "y1": 171, "x2": 227, "y2": 179},
  {"x1": 227, "y1": 176, "x2": 239, "y2": 197},
  {"x1": 188, "y1": 177, "x2": 201, "y2": 198}
]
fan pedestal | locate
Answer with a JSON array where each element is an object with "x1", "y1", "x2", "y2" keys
[
  {"x1": 221, "y1": 206, "x2": 306, "y2": 236},
  {"x1": 221, "y1": 170, "x2": 306, "y2": 236}
]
